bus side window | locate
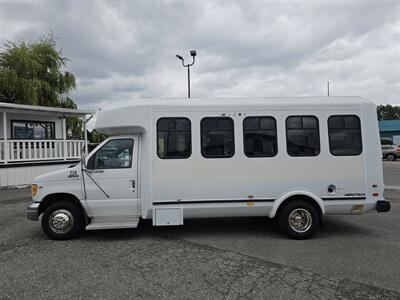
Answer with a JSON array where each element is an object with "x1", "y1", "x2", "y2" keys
[
  {"x1": 328, "y1": 115, "x2": 362, "y2": 156},
  {"x1": 243, "y1": 116, "x2": 277, "y2": 157},
  {"x1": 201, "y1": 117, "x2": 235, "y2": 158},
  {"x1": 157, "y1": 118, "x2": 192, "y2": 159},
  {"x1": 286, "y1": 116, "x2": 320, "y2": 157}
]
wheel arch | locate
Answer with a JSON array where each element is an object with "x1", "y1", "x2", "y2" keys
[
  {"x1": 270, "y1": 191, "x2": 325, "y2": 219},
  {"x1": 38, "y1": 193, "x2": 89, "y2": 224}
]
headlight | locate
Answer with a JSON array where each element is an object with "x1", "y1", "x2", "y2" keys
[{"x1": 31, "y1": 184, "x2": 38, "y2": 197}]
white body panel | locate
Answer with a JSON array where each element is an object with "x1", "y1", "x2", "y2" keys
[
  {"x1": 83, "y1": 136, "x2": 139, "y2": 217},
  {"x1": 0, "y1": 163, "x2": 75, "y2": 187},
  {"x1": 32, "y1": 97, "x2": 385, "y2": 226}
]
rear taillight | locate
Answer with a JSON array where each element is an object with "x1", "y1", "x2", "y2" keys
[{"x1": 395, "y1": 147, "x2": 400, "y2": 152}]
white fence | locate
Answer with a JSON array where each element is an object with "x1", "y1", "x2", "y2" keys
[{"x1": 0, "y1": 139, "x2": 85, "y2": 163}]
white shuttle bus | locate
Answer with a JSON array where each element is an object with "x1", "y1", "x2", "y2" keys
[{"x1": 27, "y1": 97, "x2": 391, "y2": 239}]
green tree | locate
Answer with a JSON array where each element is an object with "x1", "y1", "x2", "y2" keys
[
  {"x1": 0, "y1": 33, "x2": 76, "y2": 105},
  {"x1": 61, "y1": 97, "x2": 83, "y2": 139},
  {"x1": 87, "y1": 129, "x2": 107, "y2": 151},
  {"x1": 377, "y1": 104, "x2": 400, "y2": 121},
  {"x1": 0, "y1": 33, "x2": 83, "y2": 138},
  {"x1": 88, "y1": 129, "x2": 107, "y2": 144}
]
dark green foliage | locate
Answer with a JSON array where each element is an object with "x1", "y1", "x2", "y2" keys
[
  {"x1": 87, "y1": 129, "x2": 107, "y2": 151},
  {"x1": 377, "y1": 104, "x2": 400, "y2": 121},
  {"x1": 87, "y1": 129, "x2": 107, "y2": 144},
  {"x1": 0, "y1": 33, "x2": 76, "y2": 106},
  {"x1": 61, "y1": 97, "x2": 83, "y2": 139},
  {"x1": 0, "y1": 33, "x2": 83, "y2": 138}
]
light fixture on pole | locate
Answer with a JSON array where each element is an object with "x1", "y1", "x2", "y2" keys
[{"x1": 176, "y1": 50, "x2": 196, "y2": 98}]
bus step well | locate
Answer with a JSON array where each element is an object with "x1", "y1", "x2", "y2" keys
[{"x1": 86, "y1": 216, "x2": 139, "y2": 230}]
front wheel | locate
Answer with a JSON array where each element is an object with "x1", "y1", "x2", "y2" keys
[
  {"x1": 41, "y1": 201, "x2": 84, "y2": 240},
  {"x1": 386, "y1": 154, "x2": 396, "y2": 161},
  {"x1": 277, "y1": 200, "x2": 319, "y2": 239}
]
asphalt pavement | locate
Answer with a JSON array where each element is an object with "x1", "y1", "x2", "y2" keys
[
  {"x1": 383, "y1": 161, "x2": 400, "y2": 189},
  {"x1": 0, "y1": 163, "x2": 399, "y2": 299}
]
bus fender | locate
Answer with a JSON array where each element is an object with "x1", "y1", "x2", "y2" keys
[{"x1": 269, "y1": 190, "x2": 325, "y2": 218}]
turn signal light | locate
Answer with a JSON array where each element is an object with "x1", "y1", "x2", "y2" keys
[{"x1": 31, "y1": 184, "x2": 38, "y2": 197}]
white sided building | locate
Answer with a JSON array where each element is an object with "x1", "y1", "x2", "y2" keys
[
  {"x1": 0, "y1": 102, "x2": 93, "y2": 188},
  {"x1": 27, "y1": 97, "x2": 390, "y2": 240}
]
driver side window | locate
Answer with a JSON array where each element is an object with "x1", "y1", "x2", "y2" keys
[{"x1": 88, "y1": 139, "x2": 134, "y2": 169}]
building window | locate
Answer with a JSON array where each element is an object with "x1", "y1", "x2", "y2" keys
[
  {"x1": 157, "y1": 118, "x2": 191, "y2": 159},
  {"x1": 286, "y1": 116, "x2": 320, "y2": 156},
  {"x1": 201, "y1": 117, "x2": 234, "y2": 158},
  {"x1": 11, "y1": 120, "x2": 55, "y2": 140},
  {"x1": 328, "y1": 115, "x2": 362, "y2": 156},
  {"x1": 243, "y1": 116, "x2": 277, "y2": 157},
  {"x1": 88, "y1": 139, "x2": 134, "y2": 169}
]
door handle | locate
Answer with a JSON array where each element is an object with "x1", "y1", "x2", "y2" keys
[{"x1": 129, "y1": 179, "x2": 136, "y2": 192}]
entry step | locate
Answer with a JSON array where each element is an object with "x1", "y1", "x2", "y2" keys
[{"x1": 86, "y1": 216, "x2": 140, "y2": 230}]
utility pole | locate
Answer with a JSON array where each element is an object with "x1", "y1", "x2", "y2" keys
[
  {"x1": 327, "y1": 81, "x2": 330, "y2": 97},
  {"x1": 176, "y1": 50, "x2": 197, "y2": 98}
]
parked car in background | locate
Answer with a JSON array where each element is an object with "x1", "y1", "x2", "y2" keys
[{"x1": 381, "y1": 145, "x2": 400, "y2": 161}]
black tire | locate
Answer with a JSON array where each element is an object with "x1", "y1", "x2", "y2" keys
[
  {"x1": 277, "y1": 200, "x2": 319, "y2": 239},
  {"x1": 386, "y1": 154, "x2": 396, "y2": 161},
  {"x1": 41, "y1": 200, "x2": 84, "y2": 240}
]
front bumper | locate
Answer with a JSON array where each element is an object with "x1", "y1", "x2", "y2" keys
[
  {"x1": 27, "y1": 203, "x2": 40, "y2": 221},
  {"x1": 376, "y1": 200, "x2": 391, "y2": 213}
]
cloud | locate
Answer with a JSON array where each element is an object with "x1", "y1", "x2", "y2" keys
[{"x1": 1, "y1": 0, "x2": 399, "y2": 109}]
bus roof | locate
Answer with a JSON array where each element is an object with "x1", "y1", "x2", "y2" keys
[
  {"x1": 100, "y1": 96, "x2": 371, "y2": 108},
  {"x1": 95, "y1": 96, "x2": 374, "y2": 135}
]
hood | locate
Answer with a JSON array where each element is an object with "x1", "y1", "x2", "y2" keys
[{"x1": 33, "y1": 164, "x2": 81, "y2": 183}]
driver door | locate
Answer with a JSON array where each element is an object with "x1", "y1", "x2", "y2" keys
[{"x1": 83, "y1": 137, "x2": 139, "y2": 217}]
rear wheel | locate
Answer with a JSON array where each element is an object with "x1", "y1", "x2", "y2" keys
[
  {"x1": 386, "y1": 154, "x2": 396, "y2": 161},
  {"x1": 41, "y1": 201, "x2": 84, "y2": 240},
  {"x1": 277, "y1": 200, "x2": 319, "y2": 239}
]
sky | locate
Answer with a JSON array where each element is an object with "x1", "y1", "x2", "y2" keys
[{"x1": 1, "y1": 0, "x2": 399, "y2": 111}]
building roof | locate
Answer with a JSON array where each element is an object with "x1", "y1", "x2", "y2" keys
[
  {"x1": 0, "y1": 102, "x2": 94, "y2": 117},
  {"x1": 379, "y1": 120, "x2": 400, "y2": 132}
]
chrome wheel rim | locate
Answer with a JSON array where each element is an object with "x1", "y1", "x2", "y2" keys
[
  {"x1": 387, "y1": 154, "x2": 395, "y2": 161},
  {"x1": 288, "y1": 208, "x2": 312, "y2": 233},
  {"x1": 49, "y1": 209, "x2": 74, "y2": 234}
]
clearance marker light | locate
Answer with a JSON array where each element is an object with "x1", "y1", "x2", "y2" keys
[
  {"x1": 352, "y1": 204, "x2": 365, "y2": 214},
  {"x1": 247, "y1": 195, "x2": 254, "y2": 206},
  {"x1": 372, "y1": 192, "x2": 379, "y2": 197}
]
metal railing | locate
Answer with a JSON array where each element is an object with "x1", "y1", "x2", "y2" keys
[
  {"x1": 0, "y1": 139, "x2": 85, "y2": 163},
  {"x1": 0, "y1": 140, "x2": 4, "y2": 162}
]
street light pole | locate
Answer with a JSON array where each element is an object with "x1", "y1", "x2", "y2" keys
[
  {"x1": 176, "y1": 50, "x2": 197, "y2": 98},
  {"x1": 187, "y1": 64, "x2": 191, "y2": 98},
  {"x1": 327, "y1": 81, "x2": 330, "y2": 97}
]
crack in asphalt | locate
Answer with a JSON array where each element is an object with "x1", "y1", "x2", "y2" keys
[
  {"x1": 152, "y1": 233, "x2": 400, "y2": 299},
  {"x1": 1, "y1": 192, "x2": 400, "y2": 299},
  {"x1": 1, "y1": 233, "x2": 400, "y2": 299}
]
